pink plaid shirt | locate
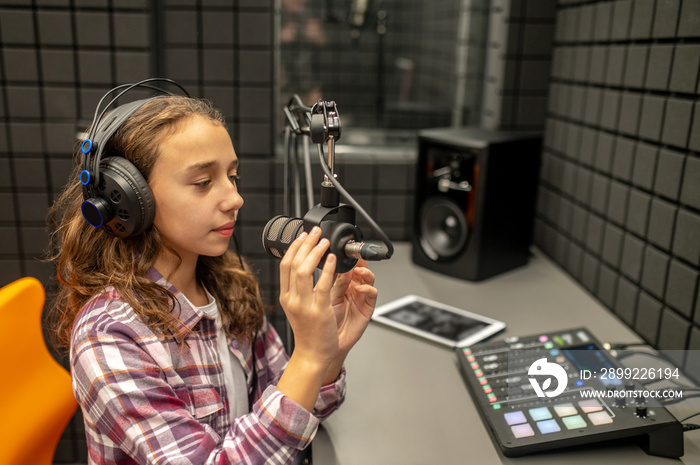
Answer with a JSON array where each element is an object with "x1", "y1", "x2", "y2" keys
[{"x1": 70, "y1": 268, "x2": 345, "y2": 464}]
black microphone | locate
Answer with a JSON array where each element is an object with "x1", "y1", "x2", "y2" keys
[
  {"x1": 273, "y1": 98, "x2": 393, "y2": 273},
  {"x1": 262, "y1": 214, "x2": 390, "y2": 273},
  {"x1": 348, "y1": 0, "x2": 369, "y2": 40}
]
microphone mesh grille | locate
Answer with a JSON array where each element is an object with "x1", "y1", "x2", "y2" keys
[
  {"x1": 265, "y1": 216, "x2": 287, "y2": 241},
  {"x1": 270, "y1": 248, "x2": 283, "y2": 258},
  {"x1": 280, "y1": 218, "x2": 303, "y2": 242},
  {"x1": 264, "y1": 216, "x2": 303, "y2": 258}
]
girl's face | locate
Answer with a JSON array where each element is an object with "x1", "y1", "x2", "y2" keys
[{"x1": 148, "y1": 116, "x2": 244, "y2": 263}]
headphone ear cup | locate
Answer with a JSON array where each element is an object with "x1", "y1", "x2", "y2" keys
[{"x1": 97, "y1": 157, "x2": 155, "y2": 237}]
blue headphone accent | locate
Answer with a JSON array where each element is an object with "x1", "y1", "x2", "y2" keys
[
  {"x1": 81, "y1": 139, "x2": 93, "y2": 154},
  {"x1": 79, "y1": 170, "x2": 90, "y2": 185},
  {"x1": 81, "y1": 200, "x2": 104, "y2": 227}
]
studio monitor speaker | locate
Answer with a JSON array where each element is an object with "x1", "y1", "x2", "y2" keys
[{"x1": 412, "y1": 127, "x2": 542, "y2": 281}]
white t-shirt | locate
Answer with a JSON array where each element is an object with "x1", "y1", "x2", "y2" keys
[{"x1": 196, "y1": 290, "x2": 250, "y2": 422}]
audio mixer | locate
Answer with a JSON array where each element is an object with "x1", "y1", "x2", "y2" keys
[{"x1": 455, "y1": 328, "x2": 684, "y2": 458}]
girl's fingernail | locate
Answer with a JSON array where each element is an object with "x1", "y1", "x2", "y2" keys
[
  {"x1": 310, "y1": 226, "x2": 321, "y2": 236},
  {"x1": 297, "y1": 232, "x2": 308, "y2": 241}
]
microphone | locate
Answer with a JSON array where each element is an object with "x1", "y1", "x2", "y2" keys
[
  {"x1": 272, "y1": 98, "x2": 393, "y2": 274},
  {"x1": 348, "y1": 0, "x2": 369, "y2": 40},
  {"x1": 262, "y1": 214, "x2": 391, "y2": 273}
]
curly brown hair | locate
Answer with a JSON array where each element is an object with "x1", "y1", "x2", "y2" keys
[{"x1": 48, "y1": 96, "x2": 264, "y2": 350}]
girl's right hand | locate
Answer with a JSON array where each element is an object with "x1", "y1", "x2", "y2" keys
[{"x1": 278, "y1": 226, "x2": 339, "y2": 369}]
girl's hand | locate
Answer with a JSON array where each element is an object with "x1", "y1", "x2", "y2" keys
[
  {"x1": 278, "y1": 227, "x2": 340, "y2": 368},
  {"x1": 330, "y1": 259, "x2": 378, "y2": 357}
]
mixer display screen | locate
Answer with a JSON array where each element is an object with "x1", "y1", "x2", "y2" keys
[{"x1": 563, "y1": 345, "x2": 621, "y2": 387}]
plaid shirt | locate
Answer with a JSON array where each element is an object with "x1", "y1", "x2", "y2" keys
[{"x1": 70, "y1": 268, "x2": 346, "y2": 464}]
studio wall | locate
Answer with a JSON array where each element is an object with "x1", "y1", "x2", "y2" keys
[{"x1": 534, "y1": 0, "x2": 700, "y2": 375}]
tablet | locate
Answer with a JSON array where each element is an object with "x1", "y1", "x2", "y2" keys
[{"x1": 371, "y1": 295, "x2": 506, "y2": 347}]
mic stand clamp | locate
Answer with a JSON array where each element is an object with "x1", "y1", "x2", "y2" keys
[
  {"x1": 309, "y1": 100, "x2": 341, "y2": 144},
  {"x1": 310, "y1": 100, "x2": 342, "y2": 205}
]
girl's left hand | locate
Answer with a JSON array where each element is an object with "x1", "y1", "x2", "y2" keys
[{"x1": 330, "y1": 259, "x2": 378, "y2": 356}]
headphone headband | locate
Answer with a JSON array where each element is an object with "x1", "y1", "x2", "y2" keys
[
  {"x1": 81, "y1": 98, "x2": 163, "y2": 196},
  {"x1": 79, "y1": 79, "x2": 190, "y2": 238}
]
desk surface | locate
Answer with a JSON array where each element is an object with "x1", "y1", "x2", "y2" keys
[{"x1": 314, "y1": 243, "x2": 700, "y2": 464}]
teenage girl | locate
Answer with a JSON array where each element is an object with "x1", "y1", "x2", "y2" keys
[{"x1": 49, "y1": 94, "x2": 378, "y2": 464}]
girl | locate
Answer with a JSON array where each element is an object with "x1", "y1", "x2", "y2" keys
[{"x1": 49, "y1": 95, "x2": 378, "y2": 464}]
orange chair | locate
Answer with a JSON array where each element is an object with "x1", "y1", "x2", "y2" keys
[{"x1": 0, "y1": 277, "x2": 78, "y2": 465}]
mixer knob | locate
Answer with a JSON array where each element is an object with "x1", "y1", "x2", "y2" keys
[
  {"x1": 636, "y1": 404, "x2": 648, "y2": 417},
  {"x1": 615, "y1": 397, "x2": 626, "y2": 407}
]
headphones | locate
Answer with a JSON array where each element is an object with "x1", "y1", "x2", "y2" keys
[{"x1": 79, "y1": 79, "x2": 190, "y2": 238}]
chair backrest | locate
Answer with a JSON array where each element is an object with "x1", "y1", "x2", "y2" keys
[
  {"x1": 0, "y1": 277, "x2": 49, "y2": 374},
  {"x1": 0, "y1": 277, "x2": 78, "y2": 465}
]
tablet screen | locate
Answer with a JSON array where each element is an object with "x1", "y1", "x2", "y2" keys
[{"x1": 381, "y1": 300, "x2": 490, "y2": 343}]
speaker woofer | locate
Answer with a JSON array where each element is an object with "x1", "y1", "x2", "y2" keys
[{"x1": 418, "y1": 196, "x2": 468, "y2": 261}]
